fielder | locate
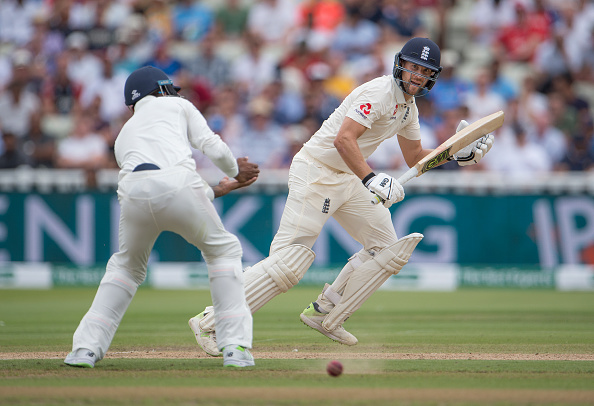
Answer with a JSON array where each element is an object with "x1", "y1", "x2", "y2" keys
[
  {"x1": 64, "y1": 66, "x2": 259, "y2": 368},
  {"x1": 189, "y1": 37, "x2": 494, "y2": 355}
]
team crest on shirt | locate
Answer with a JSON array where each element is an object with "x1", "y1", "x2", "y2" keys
[{"x1": 355, "y1": 103, "x2": 372, "y2": 119}]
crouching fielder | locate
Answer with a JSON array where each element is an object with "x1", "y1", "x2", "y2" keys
[
  {"x1": 64, "y1": 66, "x2": 259, "y2": 368},
  {"x1": 190, "y1": 37, "x2": 494, "y2": 356}
]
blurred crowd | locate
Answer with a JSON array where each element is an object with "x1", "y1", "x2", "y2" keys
[{"x1": 0, "y1": 0, "x2": 593, "y2": 187}]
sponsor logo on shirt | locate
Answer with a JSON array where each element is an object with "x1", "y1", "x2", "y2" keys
[
  {"x1": 322, "y1": 198, "x2": 331, "y2": 214},
  {"x1": 359, "y1": 103, "x2": 371, "y2": 115},
  {"x1": 401, "y1": 106, "x2": 410, "y2": 123},
  {"x1": 390, "y1": 104, "x2": 399, "y2": 120}
]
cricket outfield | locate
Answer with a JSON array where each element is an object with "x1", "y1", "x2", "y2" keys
[{"x1": 1, "y1": 287, "x2": 593, "y2": 405}]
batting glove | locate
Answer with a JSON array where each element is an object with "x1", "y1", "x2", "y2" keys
[
  {"x1": 364, "y1": 172, "x2": 404, "y2": 208},
  {"x1": 452, "y1": 120, "x2": 494, "y2": 166}
]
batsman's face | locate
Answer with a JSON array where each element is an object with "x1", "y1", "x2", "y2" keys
[{"x1": 402, "y1": 61, "x2": 433, "y2": 95}]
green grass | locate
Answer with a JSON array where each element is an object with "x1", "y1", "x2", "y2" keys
[{"x1": 1, "y1": 288, "x2": 593, "y2": 405}]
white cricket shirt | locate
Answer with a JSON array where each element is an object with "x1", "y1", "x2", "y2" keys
[
  {"x1": 114, "y1": 95, "x2": 238, "y2": 180},
  {"x1": 302, "y1": 75, "x2": 421, "y2": 173}
]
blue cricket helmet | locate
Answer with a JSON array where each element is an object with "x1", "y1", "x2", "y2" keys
[
  {"x1": 393, "y1": 37, "x2": 442, "y2": 96},
  {"x1": 124, "y1": 66, "x2": 181, "y2": 106}
]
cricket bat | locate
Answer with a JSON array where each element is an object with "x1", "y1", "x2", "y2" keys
[{"x1": 372, "y1": 110, "x2": 504, "y2": 204}]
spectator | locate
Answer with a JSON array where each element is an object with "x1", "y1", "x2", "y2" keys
[
  {"x1": 576, "y1": 25, "x2": 594, "y2": 82},
  {"x1": 79, "y1": 55, "x2": 128, "y2": 123},
  {"x1": 68, "y1": 0, "x2": 97, "y2": 31},
  {"x1": 109, "y1": 14, "x2": 155, "y2": 74},
  {"x1": 41, "y1": 51, "x2": 81, "y2": 116},
  {"x1": 231, "y1": 32, "x2": 279, "y2": 98},
  {"x1": 547, "y1": 90, "x2": 579, "y2": 139},
  {"x1": 26, "y1": 12, "x2": 64, "y2": 78},
  {"x1": 101, "y1": 0, "x2": 134, "y2": 31},
  {"x1": 247, "y1": 0, "x2": 298, "y2": 45},
  {"x1": 22, "y1": 113, "x2": 56, "y2": 168},
  {"x1": 331, "y1": 5, "x2": 381, "y2": 62},
  {"x1": 494, "y1": 1, "x2": 549, "y2": 63},
  {"x1": 517, "y1": 74, "x2": 548, "y2": 129},
  {"x1": 487, "y1": 59, "x2": 518, "y2": 102},
  {"x1": 144, "y1": 0, "x2": 174, "y2": 42},
  {"x1": 486, "y1": 122, "x2": 552, "y2": 176},
  {"x1": 0, "y1": 0, "x2": 40, "y2": 46},
  {"x1": 214, "y1": 0, "x2": 249, "y2": 39},
  {"x1": 0, "y1": 132, "x2": 30, "y2": 169},
  {"x1": 296, "y1": 0, "x2": 345, "y2": 37},
  {"x1": 172, "y1": 0, "x2": 214, "y2": 42},
  {"x1": 428, "y1": 49, "x2": 471, "y2": 115},
  {"x1": 279, "y1": 36, "x2": 327, "y2": 81},
  {"x1": 55, "y1": 114, "x2": 109, "y2": 171},
  {"x1": 302, "y1": 62, "x2": 342, "y2": 123},
  {"x1": 185, "y1": 31, "x2": 231, "y2": 89},
  {"x1": 468, "y1": 0, "x2": 516, "y2": 46},
  {"x1": 556, "y1": 134, "x2": 594, "y2": 171},
  {"x1": 526, "y1": 113, "x2": 568, "y2": 166},
  {"x1": 463, "y1": 67, "x2": 506, "y2": 124},
  {"x1": 144, "y1": 40, "x2": 183, "y2": 77},
  {"x1": 64, "y1": 31, "x2": 103, "y2": 90},
  {"x1": 381, "y1": 0, "x2": 428, "y2": 42},
  {"x1": 261, "y1": 79, "x2": 306, "y2": 125},
  {"x1": 239, "y1": 97, "x2": 288, "y2": 169},
  {"x1": 84, "y1": 2, "x2": 118, "y2": 51},
  {"x1": 0, "y1": 50, "x2": 41, "y2": 139}
]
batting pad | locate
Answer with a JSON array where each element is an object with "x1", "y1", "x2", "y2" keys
[
  {"x1": 323, "y1": 233, "x2": 423, "y2": 331},
  {"x1": 199, "y1": 244, "x2": 315, "y2": 331}
]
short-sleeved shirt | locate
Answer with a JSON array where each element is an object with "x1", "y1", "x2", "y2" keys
[{"x1": 303, "y1": 75, "x2": 420, "y2": 173}]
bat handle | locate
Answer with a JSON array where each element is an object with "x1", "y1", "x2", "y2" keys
[
  {"x1": 371, "y1": 167, "x2": 419, "y2": 205},
  {"x1": 396, "y1": 167, "x2": 418, "y2": 186}
]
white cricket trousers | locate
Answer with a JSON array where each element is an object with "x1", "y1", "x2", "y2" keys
[
  {"x1": 71, "y1": 166, "x2": 252, "y2": 360},
  {"x1": 270, "y1": 149, "x2": 398, "y2": 254}
]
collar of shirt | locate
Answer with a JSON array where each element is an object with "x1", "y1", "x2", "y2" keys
[{"x1": 134, "y1": 95, "x2": 157, "y2": 110}]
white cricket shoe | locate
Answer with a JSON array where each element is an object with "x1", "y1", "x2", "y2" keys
[
  {"x1": 64, "y1": 348, "x2": 96, "y2": 368},
  {"x1": 300, "y1": 302, "x2": 358, "y2": 346},
  {"x1": 188, "y1": 306, "x2": 221, "y2": 357},
  {"x1": 223, "y1": 345, "x2": 255, "y2": 368}
]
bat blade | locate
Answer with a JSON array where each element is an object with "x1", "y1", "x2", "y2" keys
[
  {"x1": 419, "y1": 110, "x2": 504, "y2": 175},
  {"x1": 397, "y1": 110, "x2": 504, "y2": 185},
  {"x1": 372, "y1": 111, "x2": 504, "y2": 205}
]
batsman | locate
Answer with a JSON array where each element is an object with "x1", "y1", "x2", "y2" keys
[{"x1": 190, "y1": 37, "x2": 495, "y2": 355}]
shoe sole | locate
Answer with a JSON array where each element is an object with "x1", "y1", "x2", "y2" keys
[
  {"x1": 188, "y1": 318, "x2": 222, "y2": 357},
  {"x1": 223, "y1": 361, "x2": 255, "y2": 367},
  {"x1": 300, "y1": 314, "x2": 357, "y2": 346},
  {"x1": 64, "y1": 358, "x2": 94, "y2": 368}
]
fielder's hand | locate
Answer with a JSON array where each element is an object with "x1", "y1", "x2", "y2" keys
[
  {"x1": 364, "y1": 172, "x2": 404, "y2": 208},
  {"x1": 235, "y1": 157, "x2": 260, "y2": 183},
  {"x1": 212, "y1": 176, "x2": 257, "y2": 199},
  {"x1": 452, "y1": 120, "x2": 494, "y2": 166}
]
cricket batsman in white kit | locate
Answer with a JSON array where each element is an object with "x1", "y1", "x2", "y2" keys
[
  {"x1": 189, "y1": 37, "x2": 494, "y2": 355},
  {"x1": 65, "y1": 66, "x2": 259, "y2": 368}
]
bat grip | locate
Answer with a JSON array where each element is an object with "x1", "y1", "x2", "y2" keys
[
  {"x1": 396, "y1": 167, "x2": 418, "y2": 186},
  {"x1": 370, "y1": 167, "x2": 419, "y2": 205}
]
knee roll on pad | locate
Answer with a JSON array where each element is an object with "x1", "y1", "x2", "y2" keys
[
  {"x1": 199, "y1": 244, "x2": 315, "y2": 331},
  {"x1": 323, "y1": 233, "x2": 423, "y2": 332}
]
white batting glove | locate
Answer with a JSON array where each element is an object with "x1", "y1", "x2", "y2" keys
[
  {"x1": 364, "y1": 172, "x2": 404, "y2": 208},
  {"x1": 452, "y1": 120, "x2": 494, "y2": 166}
]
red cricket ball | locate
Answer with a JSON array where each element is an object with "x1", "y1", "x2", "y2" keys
[{"x1": 326, "y1": 360, "x2": 343, "y2": 377}]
